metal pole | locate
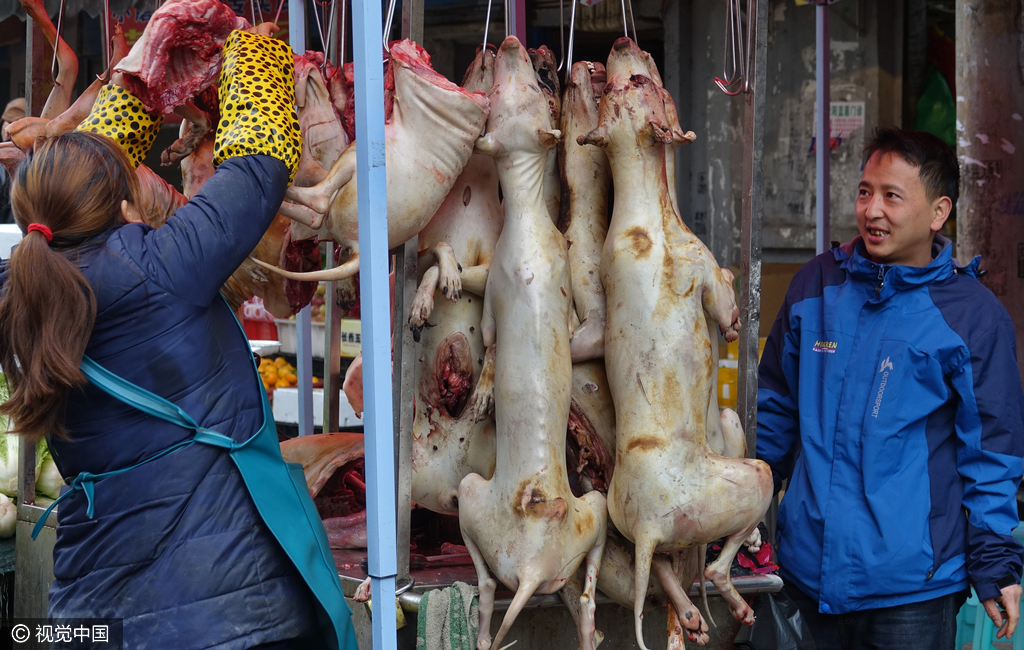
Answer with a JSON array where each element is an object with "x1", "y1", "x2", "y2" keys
[
  {"x1": 289, "y1": 0, "x2": 306, "y2": 54},
  {"x1": 815, "y1": 0, "x2": 830, "y2": 255},
  {"x1": 507, "y1": 0, "x2": 525, "y2": 40},
  {"x1": 291, "y1": 0, "x2": 313, "y2": 436},
  {"x1": 352, "y1": 0, "x2": 397, "y2": 646},
  {"x1": 324, "y1": 244, "x2": 342, "y2": 433},
  {"x1": 394, "y1": 0, "x2": 422, "y2": 586},
  {"x1": 737, "y1": 0, "x2": 766, "y2": 456}
]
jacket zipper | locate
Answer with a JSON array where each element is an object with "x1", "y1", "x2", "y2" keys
[{"x1": 876, "y1": 265, "x2": 886, "y2": 294}]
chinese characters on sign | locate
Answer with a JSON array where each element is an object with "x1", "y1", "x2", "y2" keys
[{"x1": 810, "y1": 101, "x2": 866, "y2": 153}]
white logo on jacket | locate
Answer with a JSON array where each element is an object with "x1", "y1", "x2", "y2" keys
[{"x1": 872, "y1": 357, "x2": 893, "y2": 418}]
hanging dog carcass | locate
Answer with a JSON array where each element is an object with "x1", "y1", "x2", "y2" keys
[
  {"x1": 259, "y1": 40, "x2": 490, "y2": 283},
  {"x1": 407, "y1": 46, "x2": 501, "y2": 515},
  {"x1": 457, "y1": 36, "x2": 607, "y2": 650},
  {"x1": 579, "y1": 38, "x2": 772, "y2": 650}
]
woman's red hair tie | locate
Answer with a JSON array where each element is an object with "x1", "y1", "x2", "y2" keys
[{"x1": 27, "y1": 223, "x2": 53, "y2": 243}]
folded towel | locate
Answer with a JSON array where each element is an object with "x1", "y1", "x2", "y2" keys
[{"x1": 416, "y1": 581, "x2": 479, "y2": 650}]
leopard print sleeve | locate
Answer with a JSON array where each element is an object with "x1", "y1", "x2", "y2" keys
[
  {"x1": 213, "y1": 30, "x2": 301, "y2": 182},
  {"x1": 76, "y1": 85, "x2": 163, "y2": 169}
]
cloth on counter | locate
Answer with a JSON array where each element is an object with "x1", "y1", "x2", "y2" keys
[{"x1": 416, "y1": 581, "x2": 478, "y2": 650}]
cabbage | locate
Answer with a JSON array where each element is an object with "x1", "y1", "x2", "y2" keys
[
  {"x1": 0, "y1": 373, "x2": 65, "y2": 499},
  {"x1": 0, "y1": 493, "x2": 14, "y2": 538}
]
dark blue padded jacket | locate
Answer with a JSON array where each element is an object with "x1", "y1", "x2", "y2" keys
[
  {"x1": 1, "y1": 155, "x2": 318, "y2": 649},
  {"x1": 757, "y1": 235, "x2": 1024, "y2": 615}
]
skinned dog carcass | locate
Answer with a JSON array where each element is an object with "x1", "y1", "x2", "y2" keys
[
  {"x1": 259, "y1": 40, "x2": 490, "y2": 283},
  {"x1": 407, "y1": 46, "x2": 501, "y2": 516},
  {"x1": 457, "y1": 36, "x2": 607, "y2": 650},
  {"x1": 579, "y1": 38, "x2": 772, "y2": 650}
]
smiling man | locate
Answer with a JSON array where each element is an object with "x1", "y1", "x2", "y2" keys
[{"x1": 756, "y1": 127, "x2": 1024, "y2": 650}]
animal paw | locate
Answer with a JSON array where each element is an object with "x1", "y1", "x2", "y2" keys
[
  {"x1": 437, "y1": 256, "x2": 463, "y2": 302},
  {"x1": 732, "y1": 601, "x2": 755, "y2": 626},
  {"x1": 743, "y1": 527, "x2": 762, "y2": 554},
  {"x1": 470, "y1": 383, "x2": 494, "y2": 423},
  {"x1": 408, "y1": 290, "x2": 434, "y2": 329}
]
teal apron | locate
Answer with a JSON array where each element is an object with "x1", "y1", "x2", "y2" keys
[{"x1": 33, "y1": 318, "x2": 356, "y2": 650}]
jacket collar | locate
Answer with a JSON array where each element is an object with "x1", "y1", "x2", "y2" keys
[{"x1": 832, "y1": 235, "x2": 978, "y2": 300}]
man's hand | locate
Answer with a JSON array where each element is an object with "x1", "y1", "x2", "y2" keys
[{"x1": 983, "y1": 583, "x2": 1022, "y2": 639}]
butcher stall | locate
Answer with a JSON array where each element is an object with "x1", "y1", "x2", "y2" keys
[{"x1": 5, "y1": 0, "x2": 998, "y2": 648}]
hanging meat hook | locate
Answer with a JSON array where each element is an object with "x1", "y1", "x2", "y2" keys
[
  {"x1": 558, "y1": 0, "x2": 577, "y2": 72},
  {"x1": 382, "y1": 0, "x2": 399, "y2": 53},
  {"x1": 97, "y1": 0, "x2": 111, "y2": 82},
  {"x1": 742, "y1": 0, "x2": 756, "y2": 93},
  {"x1": 49, "y1": 0, "x2": 67, "y2": 87},
  {"x1": 625, "y1": 0, "x2": 637, "y2": 45},
  {"x1": 713, "y1": 0, "x2": 745, "y2": 95},
  {"x1": 273, "y1": 0, "x2": 287, "y2": 26},
  {"x1": 251, "y1": 0, "x2": 264, "y2": 27},
  {"x1": 482, "y1": 0, "x2": 493, "y2": 55}
]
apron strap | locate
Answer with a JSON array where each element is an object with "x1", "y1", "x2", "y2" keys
[{"x1": 32, "y1": 357, "x2": 241, "y2": 540}]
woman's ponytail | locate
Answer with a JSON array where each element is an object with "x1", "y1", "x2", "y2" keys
[{"x1": 0, "y1": 131, "x2": 139, "y2": 440}]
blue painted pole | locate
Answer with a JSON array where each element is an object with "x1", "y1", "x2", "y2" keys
[
  {"x1": 351, "y1": 0, "x2": 398, "y2": 646},
  {"x1": 290, "y1": 0, "x2": 313, "y2": 437}
]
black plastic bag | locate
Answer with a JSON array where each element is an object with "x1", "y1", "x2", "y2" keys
[{"x1": 734, "y1": 590, "x2": 816, "y2": 650}]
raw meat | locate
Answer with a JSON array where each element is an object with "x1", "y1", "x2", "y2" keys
[
  {"x1": 261, "y1": 40, "x2": 490, "y2": 283},
  {"x1": 114, "y1": 0, "x2": 248, "y2": 115},
  {"x1": 407, "y1": 46, "x2": 501, "y2": 516},
  {"x1": 579, "y1": 38, "x2": 772, "y2": 649},
  {"x1": 457, "y1": 36, "x2": 607, "y2": 650}
]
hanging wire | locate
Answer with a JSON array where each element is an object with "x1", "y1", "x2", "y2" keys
[
  {"x1": 742, "y1": 0, "x2": 755, "y2": 93},
  {"x1": 322, "y1": 0, "x2": 338, "y2": 75},
  {"x1": 619, "y1": 0, "x2": 627, "y2": 38},
  {"x1": 98, "y1": 0, "x2": 110, "y2": 81},
  {"x1": 274, "y1": 0, "x2": 287, "y2": 26},
  {"x1": 382, "y1": 0, "x2": 399, "y2": 52},
  {"x1": 563, "y1": 0, "x2": 577, "y2": 73},
  {"x1": 339, "y1": 0, "x2": 347, "y2": 65},
  {"x1": 482, "y1": 0, "x2": 493, "y2": 53},
  {"x1": 713, "y1": 0, "x2": 745, "y2": 95},
  {"x1": 251, "y1": 0, "x2": 265, "y2": 26},
  {"x1": 50, "y1": 0, "x2": 67, "y2": 86},
  {"x1": 626, "y1": 0, "x2": 637, "y2": 45},
  {"x1": 313, "y1": 0, "x2": 328, "y2": 56},
  {"x1": 556, "y1": 0, "x2": 564, "y2": 69}
]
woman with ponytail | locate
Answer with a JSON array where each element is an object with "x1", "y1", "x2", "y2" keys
[{"x1": 0, "y1": 26, "x2": 354, "y2": 650}]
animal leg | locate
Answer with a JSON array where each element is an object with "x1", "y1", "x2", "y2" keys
[
  {"x1": 460, "y1": 263, "x2": 491, "y2": 297},
  {"x1": 463, "y1": 531, "x2": 498, "y2": 650},
  {"x1": 701, "y1": 266, "x2": 740, "y2": 342},
  {"x1": 285, "y1": 146, "x2": 356, "y2": 214},
  {"x1": 161, "y1": 102, "x2": 211, "y2": 165},
  {"x1": 578, "y1": 526, "x2": 606, "y2": 650},
  {"x1": 417, "y1": 240, "x2": 462, "y2": 302},
  {"x1": 653, "y1": 554, "x2": 708, "y2": 646},
  {"x1": 718, "y1": 408, "x2": 747, "y2": 459},
  {"x1": 469, "y1": 344, "x2": 496, "y2": 423},
  {"x1": 489, "y1": 578, "x2": 541, "y2": 650},
  {"x1": 19, "y1": 0, "x2": 77, "y2": 120},
  {"x1": 704, "y1": 523, "x2": 759, "y2": 625},
  {"x1": 556, "y1": 574, "x2": 586, "y2": 649},
  {"x1": 278, "y1": 201, "x2": 326, "y2": 230},
  {"x1": 408, "y1": 265, "x2": 439, "y2": 329},
  {"x1": 569, "y1": 307, "x2": 606, "y2": 363},
  {"x1": 632, "y1": 537, "x2": 657, "y2": 650}
]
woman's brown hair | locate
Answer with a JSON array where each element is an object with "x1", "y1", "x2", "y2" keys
[{"x1": 0, "y1": 131, "x2": 140, "y2": 439}]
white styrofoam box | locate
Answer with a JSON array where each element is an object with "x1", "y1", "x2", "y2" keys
[
  {"x1": 0, "y1": 224, "x2": 22, "y2": 259},
  {"x1": 272, "y1": 386, "x2": 362, "y2": 428},
  {"x1": 274, "y1": 318, "x2": 361, "y2": 358}
]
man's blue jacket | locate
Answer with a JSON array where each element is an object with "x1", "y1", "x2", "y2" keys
[{"x1": 757, "y1": 235, "x2": 1024, "y2": 615}]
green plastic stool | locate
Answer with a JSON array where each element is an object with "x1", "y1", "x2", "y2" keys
[{"x1": 955, "y1": 521, "x2": 1024, "y2": 649}]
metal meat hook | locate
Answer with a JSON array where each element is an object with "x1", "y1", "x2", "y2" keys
[
  {"x1": 50, "y1": 0, "x2": 67, "y2": 87},
  {"x1": 383, "y1": 0, "x2": 399, "y2": 53},
  {"x1": 482, "y1": 0, "x2": 493, "y2": 55},
  {"x1": 713, "y1": 0, "x2": 748, "y2": 95},
  {"x1": 557, "y1": 0, "x2": 578, "y2": 72}
]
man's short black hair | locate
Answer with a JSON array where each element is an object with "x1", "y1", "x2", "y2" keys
[{"x1": 862, "y1": 127, "x2": 960, "y2": 204}]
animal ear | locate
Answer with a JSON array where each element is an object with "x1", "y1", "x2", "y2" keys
[
  {"x1": 641, "y1": 118, "x2": 674, "y2": 145},
  {"x1": 537, "y1": 129, "x2": 562, "y2": 148},
  {"x1": 475, "y1": 132, "x2": 502, "y2": 156},
  {"x1": 294, "y1": 67, "x2": 309, "y2": 108},
  {"x1": 579, "y1": 124, "x2": 609, "y2": 148}
]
